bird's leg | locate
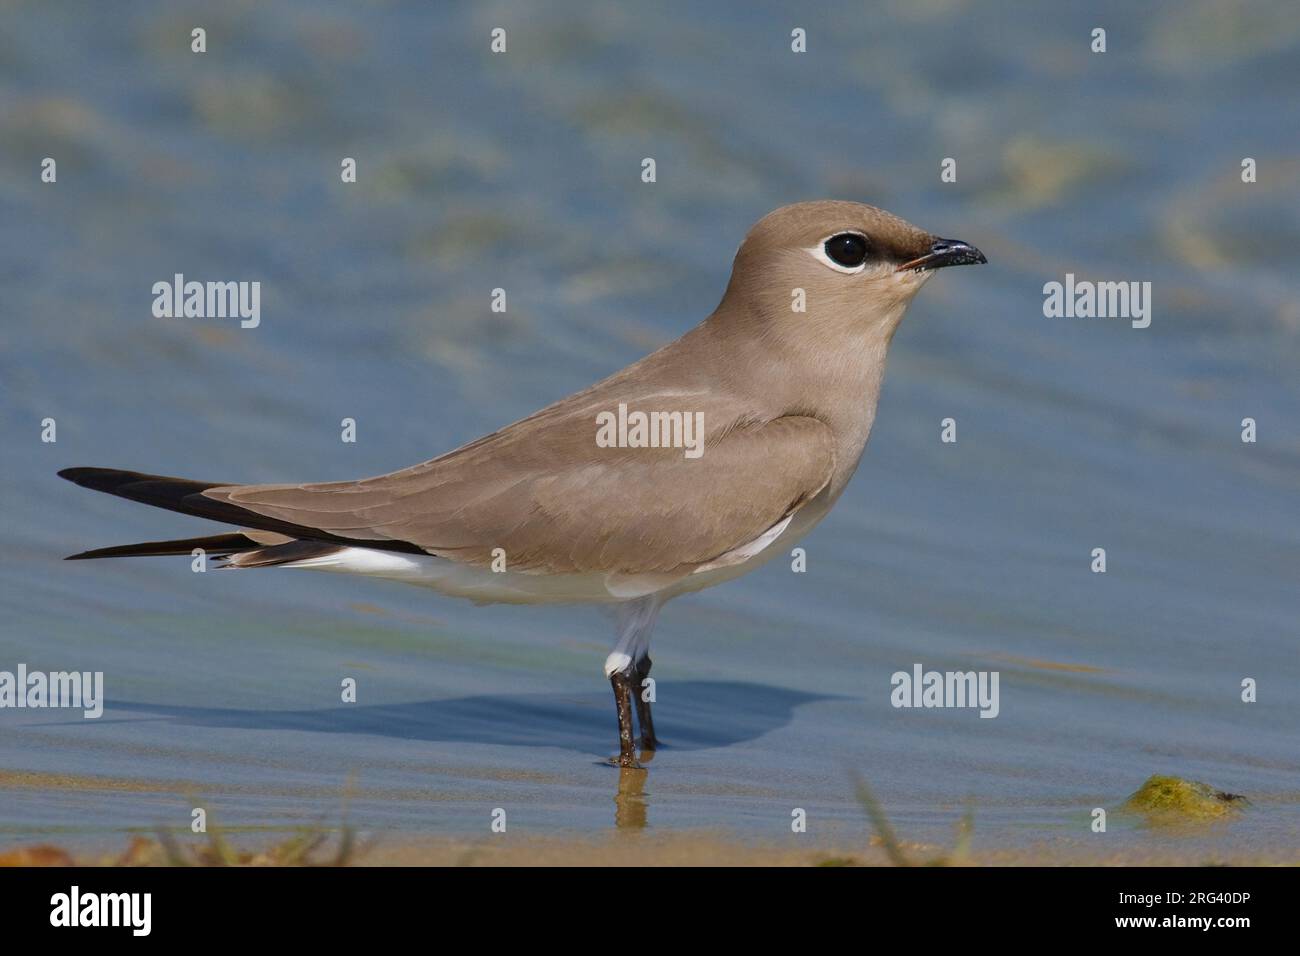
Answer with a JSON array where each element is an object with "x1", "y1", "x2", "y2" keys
[
  {"x1": 633, "y1": 654, "x2": 659, "y2": 751},
  {"x1": 604, "y1": 595, "x2": 662, "y2": 768},
  {"x1": 609, "y1": 667, "x2": 640, "y2": 768}
]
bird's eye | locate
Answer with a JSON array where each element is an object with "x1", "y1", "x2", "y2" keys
[{"x1": 824, "y1": 233, "x2": 869, "y2": 268}]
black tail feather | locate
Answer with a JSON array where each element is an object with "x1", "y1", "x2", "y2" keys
[
  {"x1": 57, "y1": 467, "x2": 425, "y2": 555},
  {"x1": 65, "y1": 533, "x2": 265, "y2": 561},
  {"x1": 58, "y1": 467, "x2": 253, "y2": 526}
]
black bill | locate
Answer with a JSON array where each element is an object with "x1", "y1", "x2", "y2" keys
[{"x1": 897, "y1": 238, "x2": 988, "y2": 272}]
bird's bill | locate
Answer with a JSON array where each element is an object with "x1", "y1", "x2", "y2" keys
[{"x1": 896, "y1": 238, "x2": 988, "y2": 273}]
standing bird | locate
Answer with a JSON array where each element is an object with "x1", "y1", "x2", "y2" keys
[{"x1": 59, "y1": 200, "x2": 986, "y2": 767}]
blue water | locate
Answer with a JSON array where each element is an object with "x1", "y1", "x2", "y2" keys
[{"x1": 1, "y1": 1, "x2": 1298, "y2": 858}]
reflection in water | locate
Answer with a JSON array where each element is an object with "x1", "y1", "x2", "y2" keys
[{"x1": 614, "y1": 764, "x2": 649, "y2": 830}]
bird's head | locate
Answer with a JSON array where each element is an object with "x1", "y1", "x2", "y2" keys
[{"x1": 719, "y1": 200, "x2": 986, "y2": 347}]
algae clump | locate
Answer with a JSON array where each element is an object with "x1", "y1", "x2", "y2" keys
[{"x1": 1122, "y1": 775, "x2": 1248, "y2": 822}]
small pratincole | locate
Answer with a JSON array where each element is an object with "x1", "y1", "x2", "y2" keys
[{"x1": 60, "y1": 200, "x2": 986, "y2": 767}]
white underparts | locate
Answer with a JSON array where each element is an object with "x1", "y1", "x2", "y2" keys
[
  {"x1": 692, "y1": 512, "x2": 794, "y2": 573},
  {"x1": 274, "y1": 509, "x2": 797, "y2": 605},
  {"x1": 603, "y1": 595, "x2": 662, "y2": 678},
  {"x1": 270, "y1": 513, "x2": 800, "y2": 675}
]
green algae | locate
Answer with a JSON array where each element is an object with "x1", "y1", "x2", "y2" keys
[{"x1": 1121, "y1": 775, "x2": 1249, "y2": 823}]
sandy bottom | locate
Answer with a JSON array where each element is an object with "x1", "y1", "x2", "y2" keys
[
  {"x1": 361, "y1": 835, "x2": 1298, "y2": 867},
  {"x1": 4, "y1": 830, "x2": 1294, "y2": 868}
]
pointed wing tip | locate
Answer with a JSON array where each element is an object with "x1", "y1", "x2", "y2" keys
[
  {"x1": 58, "y1": 467, "x2": 114, "y2": 488},
  {"x1": 63, "y1": 546, "x2": 114, "y2": 560}
]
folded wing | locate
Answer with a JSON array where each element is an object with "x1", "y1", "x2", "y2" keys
[{"x1": 204, "y1": 408, "x2": 835, "y2": 576}]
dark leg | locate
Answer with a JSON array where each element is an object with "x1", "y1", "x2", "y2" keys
[
  {"x1": 633, "y1": 655, "x2": 659, "y2": 751},
  {"x1": 609, "y1": 669, "x2": 640, "y2": 768}
]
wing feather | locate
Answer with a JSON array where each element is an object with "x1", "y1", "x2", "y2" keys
[{"x1": 205, "y1": 407, "x2": 835, "y2": 576}]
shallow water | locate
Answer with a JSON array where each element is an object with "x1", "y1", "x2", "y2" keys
[{"x1": 1, "y1": 1, "x2": 1298, "y2": 858}]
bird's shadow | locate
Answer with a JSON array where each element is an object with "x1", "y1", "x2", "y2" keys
[{"x1": 109, "y1": 681, "x2": 831, "y2": 755}]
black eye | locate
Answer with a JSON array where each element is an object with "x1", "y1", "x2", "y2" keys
[{"x1": 824, "y1": 233, "x2": 869, "y2": 268}]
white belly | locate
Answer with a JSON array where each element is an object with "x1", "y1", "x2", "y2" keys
[{"x1": 279, "y1": 489, "x2": 838, "y2": 606}]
